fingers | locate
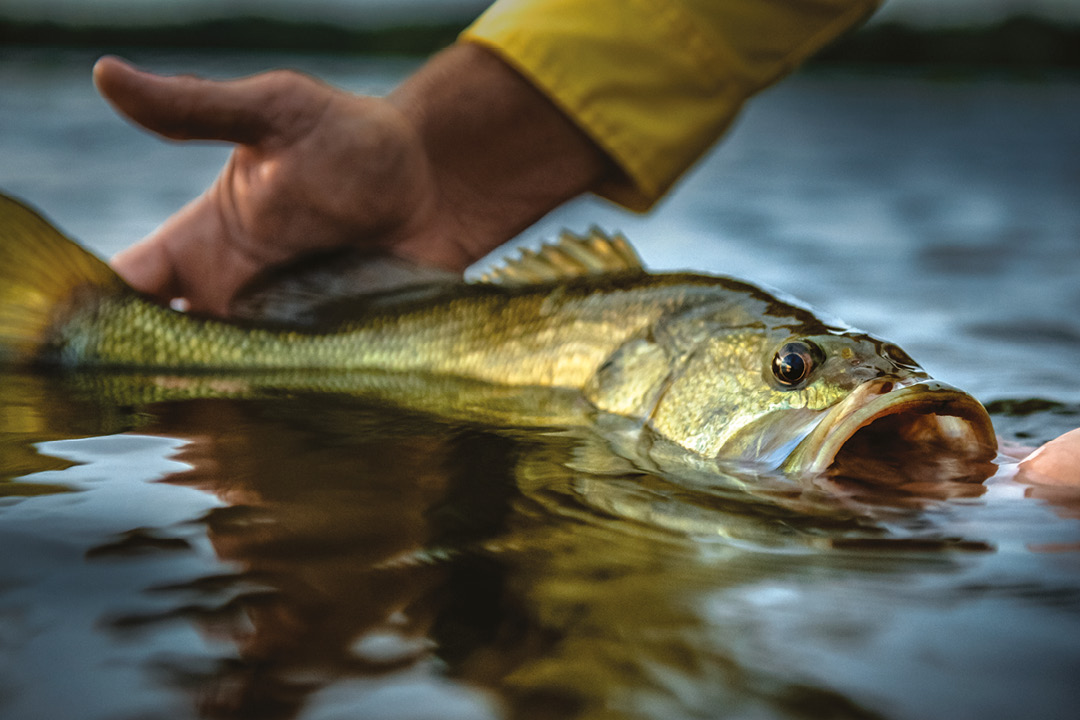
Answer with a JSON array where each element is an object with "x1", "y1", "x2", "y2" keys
[
  {"x1": 111, "y1": 195, "x2": 263, "y2": 317},
  {"x1": 111, "y1": 237, "x2": 182, "y2": 305},
  {"x1": 1017, "y1": 428, "x2": 1080, "y2": 487},
  {"x1": 93, "y1": 56, "x2": 282, "y2": 145}
]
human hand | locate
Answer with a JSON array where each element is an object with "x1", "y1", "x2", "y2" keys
[
  {"x1": 94, "y1": 47, "x2": 609, "y2": 316},
  {"x1": 1017, "y1": 428, "x2": 1080, "y2": 487},
  {"x1": 94, "y1": 57, "x2": 455, "y2": 315}
]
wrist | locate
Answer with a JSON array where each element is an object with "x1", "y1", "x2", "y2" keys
[{"x1": 387, "y1": 43, "x2": 612, "y2": 267}]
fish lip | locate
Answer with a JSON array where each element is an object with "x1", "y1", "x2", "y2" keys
[{"x1": 781, "y1": 377, "x2": 997, "y2": 477}]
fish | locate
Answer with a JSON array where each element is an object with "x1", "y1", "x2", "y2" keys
[{"x1": 0, "y1": 193, "x2": 997, "y2": 481}]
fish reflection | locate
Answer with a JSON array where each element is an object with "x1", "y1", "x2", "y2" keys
[
  {"x1": 3, "y1": 373, "x2": 1077, "y2": 720},
  {"x1": 90, "y1": 396, "x2": 520, "y2": 719},
  {"x1": 0, "y1": 370, "x2": 139, "y2": 490},
  {"x1": 79, "y1": 395, "x2": 996, "y2": 716}
]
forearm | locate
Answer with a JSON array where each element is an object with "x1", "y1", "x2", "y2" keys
[{"x1": 387, "y1": 43, "x2": 615, "y2": 267}]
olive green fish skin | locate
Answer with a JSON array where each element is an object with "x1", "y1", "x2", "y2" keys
[
  {"x1": 52, "y1": 271, "x2": 828, "y2": 379},
  {"x1": 48, "y1": 270, "x2": 926, "y2": 464},
  {"x1": 0, "y1": 193, "x2": 994, "y2": 473}
]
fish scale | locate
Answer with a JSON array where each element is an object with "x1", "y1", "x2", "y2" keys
[{"x1": 0, "y1": 193, "x2": 996, "y2": 474}]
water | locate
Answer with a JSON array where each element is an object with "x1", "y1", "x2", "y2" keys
[{"x1": 1, "y1": 48, "x2": 1080, "y2": 719}]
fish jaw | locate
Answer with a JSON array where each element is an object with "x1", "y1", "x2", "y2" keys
[{"x1": 781, "y1": 377, "x2": 998, "y2": 481}]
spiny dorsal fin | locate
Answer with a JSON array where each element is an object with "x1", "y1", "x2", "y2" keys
[
  {"x1": 0, "y1": 193, "x2": 126, "y2": 364},
  {"x1": 477, "y1": 228, "x2": 643, "y2": 287}
]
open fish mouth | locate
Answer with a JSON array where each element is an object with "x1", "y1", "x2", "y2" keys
[{"x1": 783, "y1": 378, "x2": 998, "y2": 486}]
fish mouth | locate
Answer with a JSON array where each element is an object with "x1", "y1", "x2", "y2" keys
[{"x1": 782, "y1": 378, "x2": 998, "y2": 486}]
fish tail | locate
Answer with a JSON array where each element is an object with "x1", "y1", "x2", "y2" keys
[{"x1": 0, "y1": 193, "x2": 126, "y2": 364}]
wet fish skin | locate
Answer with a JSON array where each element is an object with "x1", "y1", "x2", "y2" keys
[
  {"x1": 0, "y1": 193, "x2": 988, "y2": 470},
  {"x1": 55, "y1": 278, "x2": 920, "y2": 464}
]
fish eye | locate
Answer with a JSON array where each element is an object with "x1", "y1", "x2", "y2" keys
[{"x1": 772, "y1": 341, "x2": 818, "y2": 388}]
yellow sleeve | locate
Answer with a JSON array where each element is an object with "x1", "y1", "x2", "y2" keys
[{"x1": 460, "y1": 0, "x2": 880, "y2": 211}]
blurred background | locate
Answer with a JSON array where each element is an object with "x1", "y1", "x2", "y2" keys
[
  {"x1": 2, "y1": 0, "x2": 1080, "y2": 27},
  {"x1": 2, "y1": 0, "x2": 1080, "y2": 63}
]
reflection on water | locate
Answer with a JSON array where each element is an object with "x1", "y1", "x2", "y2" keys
[
  {"x1": 1, "y1": 370, "x2": 1079, "y2": 720},
  {"x1": 1, "y1": 49, "x2": 1080, "y2": 720}
]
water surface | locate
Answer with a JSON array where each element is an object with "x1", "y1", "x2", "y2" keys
[{"x1": 1, "y1": 49, "x2": 1079, "y2": 720}]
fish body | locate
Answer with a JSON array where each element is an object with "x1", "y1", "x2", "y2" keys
[{"x1": 0, "y1": 194, "x2": 996, "y2": 476}]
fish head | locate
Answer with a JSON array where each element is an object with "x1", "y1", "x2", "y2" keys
[{"x1": 640, "y1": 327, "x2": 996, "y2": 482}]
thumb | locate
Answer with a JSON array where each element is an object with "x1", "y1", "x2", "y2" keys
[
  {"x1": 93, "y1": 55, "x2": 278, "y2": 145},
  {"x1": 111, "y1": 193, "x2": 264, "y2": 316},
  {"x1": 110, "y1": 235, "x2": 181, "y2": 306}
]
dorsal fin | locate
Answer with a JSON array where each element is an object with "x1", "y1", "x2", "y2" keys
[{"x1": 476, "y1": 228, "x2": 643, "y2": 286}]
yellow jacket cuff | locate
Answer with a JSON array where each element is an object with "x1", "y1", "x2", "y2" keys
[{"x1": 461, "y1": 0, "x2": 880, "y2": 211}]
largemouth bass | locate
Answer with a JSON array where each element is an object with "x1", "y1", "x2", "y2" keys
[{"x1": 0, "y1": 194, "x2": 996, "y2": 480}]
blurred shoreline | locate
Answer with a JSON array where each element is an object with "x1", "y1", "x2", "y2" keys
[{"x1": 1, "y1": 14, "x2": 1078, "y2": 67}]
